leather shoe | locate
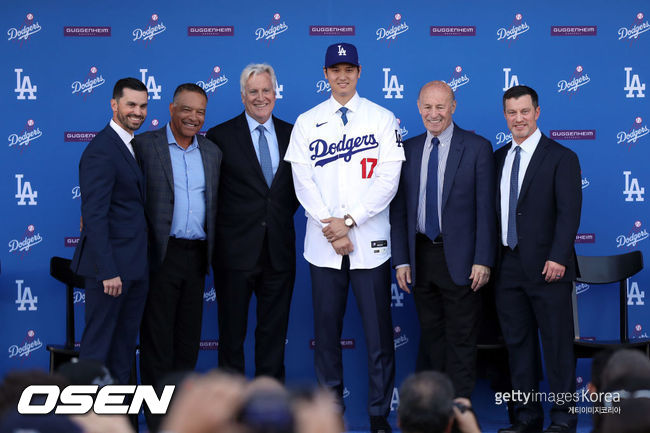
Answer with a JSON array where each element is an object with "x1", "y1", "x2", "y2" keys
[
  {"x1": 498, "y1": 420, "x2": 543, "y2": 433},
  {"x1": 543, "y1": 423, "x2": 573, "y2": 433}
]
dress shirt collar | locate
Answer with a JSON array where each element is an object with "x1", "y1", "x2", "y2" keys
[
  {"x1": 328, "y1": 91, "x2": 361, "y2": 115},
  {"x1": 166, "y1": 123, "x2": 199, "y2": 151},
  {"x1": 510, "y1": 127, "x2": 541, "y2": 155},
  {"x1": 109, "y1": 119, "x2": 135, "y2": 146},
  {"x1": 244, "y1": 111, "x2": 275, "y2": 135},
  {"x1": 425, "y1": 122, "x2": 454, "y2": 148}
]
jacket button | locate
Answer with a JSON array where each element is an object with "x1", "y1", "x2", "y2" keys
[{"x1": 261, "y1": 221, "x2": 267, "y2": 227}]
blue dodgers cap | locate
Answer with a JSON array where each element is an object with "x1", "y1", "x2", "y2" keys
[{"x1": 324, "y1": 42, "x2": 359, "y2": 68}]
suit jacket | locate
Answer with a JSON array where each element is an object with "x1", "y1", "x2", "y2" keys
[
  {"x1": 71, "y1": 124, "x2": 148, "y2": 282},
  {"x1": 494, "y1": 133, "x2": 582, "y2": 282},
  {"x1": 206, "y1": 112, "x2": 298, "y2": 271},
  {"x1": 133, "y1": 126, "x2": 222, "y2": 273},
  {"x1": 391, "y1": 124, "x2": 497, "y2": 286}
]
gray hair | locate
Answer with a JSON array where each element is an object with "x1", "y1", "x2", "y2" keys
[{"x1": 240, "y1": 63, "x2": 277, "y2": 94}]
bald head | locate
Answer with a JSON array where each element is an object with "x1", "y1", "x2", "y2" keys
[{"x1": 417, "y1": 81, "x2": 457, "y2": 136}]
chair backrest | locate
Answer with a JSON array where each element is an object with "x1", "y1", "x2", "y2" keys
[
  {"x1": 50, "y1": 256, "x2": 85, "y2": 288},
  {"x1": 576, "y1": 251, "x2": 643, "y2": 284}
]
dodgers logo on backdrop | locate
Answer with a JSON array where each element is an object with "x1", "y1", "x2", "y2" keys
[
  {"x1": 628, "y1": 281, "x2": 645, "y2": 306},
  {"x1": 7, "y1": 13, "x2": 41, "y2": 42},
  {"x1": 204, "y1": 287, "x2": 216, "y2": 302},
  {"x1": 382, "y1": 67, "x2": 404, "y2": 99},
  {"x1": 71, "y1": 66, "x2": 105, "y2": 96},
  {"x1": 618, "y1": 116, "x2": 649, "y2": 148},
  {"x1": 557, "y1": 65, "x2": 591, "y2": 94},
  {"x1": 447, "y1": 65, "x2": 470, "y2": 91},
  {"x1": 396, "y1": 118, "x2": 408, "y2": 138},
  {"x1": 8, "y1": 224, "x2": 43, "y2": 254},
  {"x1": 8, "y1": 119, "x2": 42, "y2": 149},
  {"x1": 196, "y1": 66, "x2": 228, "y2": 97},
  {"x1": 140, "y1": 68, "x2": 161, "y2": 100},
  {"x1": 496, "y1": 131, "x2": 513, "y2": 145},
  {"x1": 623, "y1": 171, "x2": 645, "y2": 202},
  {"x1": 8, "y1": 330, "x2": 43, "y2": 359},
  {"x1": 14, "y1": 68, "x2": 37, "y2": 100},
  {"x1": 390, "y1": 283, "x2": 404, "y2": 307},
  {"x1": 255, "y1": 13, "x2": 288, "y2": 42},
  {"x1": 133, "y1": 14, "x2": 166, "y2": 42},
  {"x1": 624, "y1": 67, "x2": 646, "y2": 98},
  {"x1": 315, "y1": 79, "x2": 331, "y2": 94},
  {"x1": 616, "y1": 220, "x2": 648, "y2": 249},
  {"x1": 376, "y1": 13, "x2": 409, "y2": 42},
  {"x1": 15, "y1": 174, "x2": 37, "y2": 205},
  {"x1": 73, "y1": 288, "x2": 85, "y2": 304},
  {"x1": 633, "y1": 324, "x2": 649, "y2": 339},
  {"x1": 618, "y1": 12, "x2": 649, "y2": 41},
  {"x1": 582, "y1": 174, "x2": 590, "y2": 189},
  {"x1": 393, "y1": 325, "x2": 409, "y2": 349},
  {"x1": 503, "y1": 67, "x2": 520, "y2": 91},
  {"x1": 497, "y1": 13, "x2": 530, "y2": 41},
  {"x1": 342, "y1": 388, "x2": 351, "y2": 399},
  {"x1": 310, "y1": 134, "x2": 379, "y2": 167},
  {"x1": 72, "y1": 186, "x2": 81, "y2": 199},
  {"x1": 575, "y1": 283, "x2": 590, "y2": 295},
  {"x1": 15, "y1": 280, "x2": 38, "y2": 311}
]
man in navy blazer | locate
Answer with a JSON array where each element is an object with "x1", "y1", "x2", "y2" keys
[
  {"x1": 391, "y1": 81, "x2": 496, "y2": 398},
  {"x1": 494, "y1": 86, "x2": 581, "y2": 433},
  {"x1": 71, "y1": 78, "x2": 149, "y2": 385},
  {"x1": 205, "y1": 63, "x2": 298, "y2": 380}
]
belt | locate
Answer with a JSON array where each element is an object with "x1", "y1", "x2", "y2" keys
[
  {"x1": 168, "y1": 236, "x2": 206, "y2": 249},
  {"x1": 416, "y1": 232, "x2": 443, "y2": 244}
]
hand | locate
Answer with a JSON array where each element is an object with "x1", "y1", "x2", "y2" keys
[
  {"x1": 395, "y1": 266, "x2": 412, "y2": 294},
  {"x1": 331, "y1": 236, "x2": 354, "y2": 256},
  {"x1": 80, "y1": 216, "x2": 84, "y2": 232},
  {"x1": 452, "y1": 397, "x2": 481, "y2": 433},
  {"x1": 542, "y1": 260, "x2": 566, "y2": 282},
  {"x1": 469, "y1": 264, "x2": 490, "y2": 291},
  {"x1": 321, "y1": 217, "x2": 349, "y2": 242},
  {"x1": 102, "y1": 276, "x2": 122, "y2": 297}
]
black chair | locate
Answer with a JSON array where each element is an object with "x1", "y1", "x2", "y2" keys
[
  {"x1": 46, "y1": 256, "x2": 86, "y2": 372},
  {"x1": 573, "y1": 251, "x2": 650, "y2": 358}
]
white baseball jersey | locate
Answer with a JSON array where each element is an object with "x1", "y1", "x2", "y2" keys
[{"x1": 285, "y1": 92, "x2": 405, "y2": 270}]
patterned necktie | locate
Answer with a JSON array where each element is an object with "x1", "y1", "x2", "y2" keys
[
  {"x1": 256, "y1": 125, "x2": 273, "y2": 186},
  {"x1": 425, "y1": 137, "x2": 440, "y2": 241},
  {"x1": 339, "y1": 107, "x2": 348, "y2": 125},
  {"x1": 507, "y1": 145, "x2": 522, "y2": 249}
]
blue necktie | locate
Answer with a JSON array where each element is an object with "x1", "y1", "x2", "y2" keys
[
  {"x1": 339, "y1": 107, "x2": 348, "y2": 125},
  {"x1": 256, "y1": 125, "x2": 273, "y2": 186},
  {"x1": 425, "y1": 137, "x2": 440, "y2": 241},
  {"x1": 507, "y1": 145, "x2": 521, "y2": 249}
]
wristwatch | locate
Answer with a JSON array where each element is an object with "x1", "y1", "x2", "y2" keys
[{"x1": 344, "y1": 214, "x2": 355, "y2": 228}]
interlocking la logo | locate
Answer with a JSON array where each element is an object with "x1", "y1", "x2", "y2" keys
[
  {"x1": 15, "y1": 174, "x2": 37, "y2": 205},
  {"x1": 503, "y1": 67, "x2": 519, "y2": 91},
  {"x1": 337, "y1": 44, "x2": 346, "y2": 56},
  {"x1": 628, "y1": 281, "x2": 645, "y2": 305},
  {"x1": 14, "y1": 68, "x2": 37, "y2": 100},
  {"x1": 275, "y1": 81, "x2": 284, "y2": 99},
  {"x1": 382, "y1": 68, "x2": 404, "y2": 99},
  {"x1": 140, "y1": 68, "x2": 161, "y2": 100},
  {"x1": 624, "y1": 171, "x2": 645, "y2": 202},
  {"x1": 15, "y1": 280, "x2": 38, "y2": 311},
  {"x1": 624, "y1": 67, "x2": 646, "y2": 98},
  {"x1": 390, "y1": 283, "x2": 404, "y2": 307},
  {"x1": 390, "y1": 387, "x2": 400, "y2": 412}
]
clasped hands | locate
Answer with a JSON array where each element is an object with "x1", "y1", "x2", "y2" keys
[{"x1": 321, "y1": 217, "x2": 354, "y2": 256}]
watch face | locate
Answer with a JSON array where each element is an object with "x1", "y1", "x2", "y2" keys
[{"x1": 345, "y1": 217, "x2": 353, "y2": 227}]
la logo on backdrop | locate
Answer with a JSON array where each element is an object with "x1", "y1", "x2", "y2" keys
[
  {"x1": 8, "y1": 119, "x2": 42, "y2": 152},
  {"x1": 255, "y1": 13, "x2": 288, "y2": 44},
  {"x1": 7, "y1": 12, "x2": 41, "y2": 43},
  {"x1": 196, "y1": 66, "x2": 229, "y2": 97},
  {"x1": 133, "y1": 13, "x2": 166, "y2": 43}
]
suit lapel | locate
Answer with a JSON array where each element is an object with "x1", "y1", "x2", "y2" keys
[
  {"x1": 107, "y1": 125, "x2": 145, "y2": 200},
  {"x1": 408, "y1": 133, "x2": 426, "y2": 214},
  {"x1": 495, "y1": 142, "x2": 512, "y2": 214},
  {"x1": 235, "y1": 114, "x2": 269, "y2": 189},
  {"x1": 153, "y1": 128, "x2": 174, "y2": 191},
  {"x1": 198, "y1": 136, "x2": 215, "y2": 201},
  {"x1": 441, "y1": 126, "x2": 465, "y2": 212},
  {"x1": 518, "y1": 135, "x2": 549, "y2": 204},
  {"x1": 271, "y1": 116, "x2": 290, "y2": 189}
]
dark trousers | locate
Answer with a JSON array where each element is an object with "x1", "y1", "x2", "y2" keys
[
  {"x1": 310, "y1": 257, "x2": 395, "y2": 417},
  {"x1": 140, "y1": 237, "x2": 207, "y2": 386},
  {"x1": 215, "y1": 237, "x2": 294, "y2": 380},
  {"x1": 413, "y1": 233, "x2": 481, "y2": 398},
  {"x1": 80, "y1": 277, "x2": 148, "y2": 386},
  {"x1": 495, "y1": 247, "x2": 576, "y2": 427}
]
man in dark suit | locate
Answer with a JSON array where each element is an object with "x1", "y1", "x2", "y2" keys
[
  {"x1": 205, "y1": 63, "x2": 298, "y2": 380},
  {"x1": 134, "y1": 83, "x2": 221, "y2": 427},
  {"x1": 71, "y1": 78, "x2": 149, "y2": 386},
  {"x1": 391, "y1": 81, "x2": 496, "y2": 398},
  {"x1": 495, "y1": 86, "x2": 582, "y2": 433}
]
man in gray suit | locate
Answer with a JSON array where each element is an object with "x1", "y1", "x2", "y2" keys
[{"x1": 134, "y1": 83, "x2": 221, "y2": 430}]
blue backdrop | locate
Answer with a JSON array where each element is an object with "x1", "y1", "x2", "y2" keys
[{"x1": 2, "y1": 0, "x2": 649, "y2": 430}]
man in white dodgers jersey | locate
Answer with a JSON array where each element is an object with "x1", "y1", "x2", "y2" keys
[{"x1": 285, "y1": 42, "x2": 405, "y2": 433}]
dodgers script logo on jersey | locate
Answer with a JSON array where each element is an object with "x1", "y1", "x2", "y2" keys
[
  {"x1": 376, "y1": 13, "x2": 409, "y2": 42},
  {"x1": 447, "y1": 66, "x2": 470, "y2": 92},
  {"x1": 310, "y1": 134, "x2": 380, "y2": 167},
  {"x1": 497, "y1": 13, "x2": 530, "y2": 42},
  {"x1": 7, "y1": 13, "x2": 41, "y2": 42},
  {"x1": 133, "y1": 14, "x2": 166, "y2": 42},
  {"x1": 71, "y1": 66, "x2": 105, "y2": 96},
  {"x1": 255, "y1": 13, "x2": 288, "y2": 43},
  {"x1": 557, "y1": 65, "x2": 591, "y2": 94},
  {"x1": 196, "y1": 66, "x2": 229, "y2": 97},
  {"x1": 9, "y1": 119, "x2": 42, "y2": 150}
]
